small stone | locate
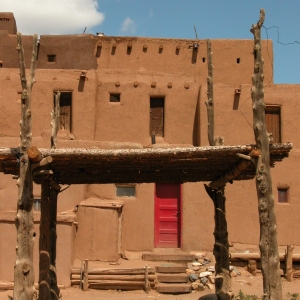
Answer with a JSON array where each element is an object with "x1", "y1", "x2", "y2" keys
[
  {"x1": 200, "y1": 277, "x2": 208, "y2": 284},
  {"x1": 191, "y1": 282, "x2": 199, "y2": 290},
  {"x1": 200, "y1": 271, "x2": 212, "y2": 277},
  {"x1": 186, "y1": 268, "x2": 194, "y2": 274},
  {"x1": 193, "y1": 266, "x2": 200, "y2": 271},
  {"x1": 198, "y1": 283, "x2": 205, "y2": 291},
  {"x1": 208, "y1": 276, "x2": 215, "y2": 284},
  {"x1": 231, "y1": 270, "x2": 238, "y2": 277},
  {"x1": 189, "y1": 273, "x2": 198, "y2": 282}
]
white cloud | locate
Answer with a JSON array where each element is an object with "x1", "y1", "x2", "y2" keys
[
  {"x1": 1, "y1": 0, "x2": 105, "y2": 35},
  {"x1": 120, "y1": 17, "x2": 136, "y2": 35}
]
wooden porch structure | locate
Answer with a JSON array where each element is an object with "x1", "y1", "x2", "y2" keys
[{"x1": 0, "y1": 143, "x2": 292, "y2": 299}]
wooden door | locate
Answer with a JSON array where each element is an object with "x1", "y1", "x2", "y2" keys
[{"x1": 155, "y1": 183, "x2": 181, "y2": 248}]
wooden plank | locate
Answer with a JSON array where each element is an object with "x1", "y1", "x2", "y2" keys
[
  {"x1": 156, "y1": 283, "x2": 191, "y2": 294},
  {"x1": 156, "y1": 265, "x2": 187, "y2": 273},
  {"x1": 71, "y1": 274, "x2": 156, "y2": 281},
  {"x1": 71, "y1": 267, "x2": 155, "y2": 275},
  {"x1": 88, "y1": 283, "x2": 155, "y2": 290},
  {"x1": 142, "y1": 254, "x2": 194, "y2": 262},
  {"x1": 157, "y1": 273, "x2": 188, "y2": 283},
  {"x1": 230, "y1": 253, "x2": 300, "y2": 262}
]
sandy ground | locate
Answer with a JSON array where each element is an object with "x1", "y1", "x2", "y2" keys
[
  {"x1": 1, "y1": 245, "x2": 299, "y2": 299},
  {"x1": 0, "y1": 274, "x2": 299, "y2": 300}
]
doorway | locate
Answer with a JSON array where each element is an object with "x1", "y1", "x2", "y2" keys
[{"x1": 154, "y1": 183, "x2": 181, "y2": 248}]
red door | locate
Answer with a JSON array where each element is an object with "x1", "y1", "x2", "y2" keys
[{"x1": 155, "y1": 184, "x2": 181, "y2": 248}]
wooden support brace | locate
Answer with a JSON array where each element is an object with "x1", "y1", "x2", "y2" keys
[
  {"x1": 83, "y1": 259, "x2": 89, "y2": 291},
  {"x1": 285, "y1": 245, "x2": 294, "y2": 282}
]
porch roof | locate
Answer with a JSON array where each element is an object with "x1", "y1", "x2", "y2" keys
[{"x1": 0, "y1": 143, "x2": 292, "y2": 185}]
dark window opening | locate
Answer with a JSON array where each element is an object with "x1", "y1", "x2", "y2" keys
[
  {"x1": 202, "y1": 57, "x2": 206, "y2": 63},
  {"x1": 54, "y1": 91, "x2": 72, "y2": 132},
  {"x1": 116, "y1": 185, "x2": 136, "y2": 197},
  {"x1": 110, "y1": 93, "x2": 120, "y2": 102},
  {"x1": 0, "y1": 61, "x2": 2, "y2": 68},
  {"x1": 47, "y1": 55, "x2": 56, "y2": 62},
  {"x1": 265, "y1": 106, "x2": 281, "y2": 143},
  {"x1": 150, "y1": 97, "x2": 164, "y2": 137},
  {"x1": 278, "y1": 188, "x2": 288, "y2": 203},
  {"x1": 237, "y1": 58, "x2": 240, "y2": 64}
]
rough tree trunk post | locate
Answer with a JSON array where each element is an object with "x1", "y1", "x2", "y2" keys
[
  {"x1": 204, "y1": 185, "x2": 233, "y2": 300},
  {"x1": 49, "y1": 179, "x2": 61, "y2": 299},
  {"x1": 285, "y1": 245, "x2": 294, "y2": 282},
  {"x1": 14, "y1": 33, "x2": 38, "y2": 300},
  {"x1": 250, "y1": 9, "x2": 282, "y2": 299},
  {"x1": 204, "y1": 39, "x2": 231, "y2": 299},
  {"x1": 205, "y1": 39, "x2": 224, "y2": 146},
  {"x1": 39, "y1": 177, "x2": 51, "y2": 300}
]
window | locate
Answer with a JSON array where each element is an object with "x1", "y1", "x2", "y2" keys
[
  {"x1": 34, "y1": 198, "x2": 41, "y2": 211},
  {"x1": 116, "y1": 185, "x2": 135, "y2": 197},
  {"x1": 278, "y1": 188, "x2": 288, "y2": 203},
  {"x1": 150, "y1": 97, "x2": 164, "y2": 137},
  {"x1": 54, "y1": 91, "x2": 72, "y2": 132},
  {"x1": 47, "y1": 55, "x2": 56, "y2": 62},
  {"x1": 110, "y1": 93, "x2": 120, "y2": 102},
  {"x1": 265, "y1": 106, "x2": 281, "y2": 143},
  {"x1": 0, "y1": 61, "x2": 2, "y2": 68}
]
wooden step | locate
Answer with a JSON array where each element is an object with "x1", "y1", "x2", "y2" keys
[
  {"x1": 156, "y1": 265, "x2": 187, "y2": 273},
  {"x1": 142, "y1": 253, "x2": 194, "y2": 262},
  {"x1": 156, "y1": 283, "x2": 191, "y2": 294},
  {"x1": 157, "y1": 273, "x2": 189, "y2": 283}
]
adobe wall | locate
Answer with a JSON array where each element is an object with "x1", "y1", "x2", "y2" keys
[
  {"x1": 0, "y1": 32, "x2": 33, "y2": 68},
  {"x1": 95, "y1": 37, "x2": 273, "y2": 86},
  {"x1": 0, "y1": 12, "x2": 17, "y2": 35},
  {"x1": 0, "y1": 211, "x2": 75, "y2": 285},
  {"x1": 38, "y1": 35, "x2": 97, "y2": 70}
]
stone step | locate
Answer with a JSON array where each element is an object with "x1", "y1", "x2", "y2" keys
[
  {"x1": 156, "y1": 283, "x2": 191, "y2": 294},
  {"x1": 156, "y1": 265, "x2": 187, "y2": 273},
  {"x1": 157, "y1": 273, "x2": 189, "y2": 283},
  {"x1": 142, "y1": 253, "x2": 194, "y2": 262}
]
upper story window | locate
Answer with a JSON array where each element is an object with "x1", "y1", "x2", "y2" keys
[
  {"x1": 47, "y1": 55, "x2": 56, "y2": 62},
  {"x1": 150, "y1": 97, "x2": 164, "y2": 137},
  {"x1": 54, "y1": 91, "x2": 72, "y2": 133},
  {"x1": 265, "y1": 105, "x2": 281, "y2": 143},
  {"x1": 278, "y1": 186, "x2": 289, "y2": 203},
  {"x1": 110, "y1": 93, "x2": 120, "y2": 102}
]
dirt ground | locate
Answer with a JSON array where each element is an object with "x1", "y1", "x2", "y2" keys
[{"x1": 0, "y1": 274, "x2": 299, "y2": 300}]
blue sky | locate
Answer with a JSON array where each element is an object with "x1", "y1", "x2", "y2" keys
[{"x1": 2, "y1": 0, "x2": 299, "y2": 84}]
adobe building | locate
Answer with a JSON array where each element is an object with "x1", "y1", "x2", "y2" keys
[{"x1": 0, "y1": 13, "x2": 299, "y2": 285}]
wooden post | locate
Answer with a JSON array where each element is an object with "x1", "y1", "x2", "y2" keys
[
  {"x1": 250, "y1": 9, "x2": 282, "y2": 299},
  {"x1": 204, "y1": 185, "x2": 233, "y2": 300},
  {"x1": 14, "y1": 32, "x2": 38, "y2": 300},
  {"x1": 144, "y1": 266, "x2": 151, "y2": 293},
  {"x1": 39, "y1": 177, "x2": 51, "y2": 300},
  {"x1": 49, "y1": 180, "x2": 61, "y2": 299},
  {"x1": 205, "y1": 39, "x2": 223, "y2": 146},
  {"x1": 285, "y1": 245, "x2": 294, "y2": 282},
  {"x1": 83, "y1": 259, "x2": 89, "y2": 291}
]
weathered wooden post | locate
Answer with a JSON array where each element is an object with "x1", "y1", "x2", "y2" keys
[
  {"x1": 14, "y1": 32, "x2": 38, "y2": 300},
  {"x1": 39, "y1": 177, "x2": 52, "y2": 300},
  {"x1": 250, "y1": 9, "x2": 282, "y2": 299},
  {"x1": 204, "y1": 38, "x2": 231, "y2": 299},
  {"x1": 285, "y1": 245, "x2": 294, "y2": 282}
]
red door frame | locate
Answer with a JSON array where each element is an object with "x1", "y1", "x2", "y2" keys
[{"x1": 154, "y1": 183, "x2": 182, "y2": 248}]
